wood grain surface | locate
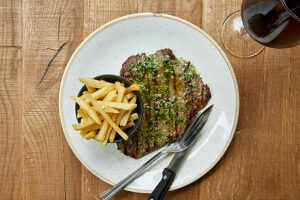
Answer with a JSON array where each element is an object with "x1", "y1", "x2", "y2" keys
[{"x1": 0, "y1": 0, "x2": 299, "y2": 199}]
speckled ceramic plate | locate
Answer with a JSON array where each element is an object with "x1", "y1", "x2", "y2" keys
[{"x1": 59, "y1": 13, "x2": 239, "y2": 193}]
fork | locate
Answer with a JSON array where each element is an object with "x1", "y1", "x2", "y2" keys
[{"x1": 100, "y1": 105, "x2": 213, "y2": 200}]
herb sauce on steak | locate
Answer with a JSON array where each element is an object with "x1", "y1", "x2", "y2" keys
[{"x1": 118, "y1": 49, "x2": 211, "y2": 158}]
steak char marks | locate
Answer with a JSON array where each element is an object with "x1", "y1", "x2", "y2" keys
[{"x1": 118, "y1": 49, "x2": 211, "y2": 158}]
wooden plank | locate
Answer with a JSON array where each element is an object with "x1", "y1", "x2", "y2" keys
[
  {"x1": 83, "y1": 0, "x2": 202, "y2": 36},
  {"x1": 136, "y1": 0, "x2": 202, "y2": 27},
  {"x1": 0, "y1": 0, "x2": 22, "y2": 46},
  {"x1": 0, "y1": 48, "x2": 22, "y2": 200},
  {"x1": 22, "y1": 0, "x2": 83, "y2": 199},
  {"x1": 0, "y1": 1, "x2": 22, "y2": 200},
  {"x1": 83, "y1": 0, "x2": 137, "y2": 36},
  {"x1": 201, "y1": 0, "x2": 300, "y2": 199}
]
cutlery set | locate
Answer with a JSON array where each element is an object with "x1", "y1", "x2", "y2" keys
[{"x1": 100, "y1": 105, "x2": 213, "y2": 200}]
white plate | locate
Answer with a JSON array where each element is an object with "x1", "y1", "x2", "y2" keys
[{"x1": 59, "y1": 13, "x2": 239, "y2": 193}]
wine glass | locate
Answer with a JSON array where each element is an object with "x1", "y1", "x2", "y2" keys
[{"x1": 221, "y1": 0, "x2": 300, "y2": 58}]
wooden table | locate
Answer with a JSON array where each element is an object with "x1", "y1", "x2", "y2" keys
[{"x1": 1, "y1": 0, "x2": 299, "y2": 199}]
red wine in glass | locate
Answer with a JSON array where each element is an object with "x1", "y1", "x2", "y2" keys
[{"x1": 241, "y1": 0, "x2": 300, "y2": 48}]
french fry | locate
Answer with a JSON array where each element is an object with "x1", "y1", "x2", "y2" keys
[
  {"x1": 72, "y1": 118, "x2": 96, "y2": 130},
  {"x1": 96, "y1": 120, "x2": 109, "y2": 141},
  {"x1": 84, "y1": 130, "x2": 97, "y2": 140},
  {"x1": 77, "y1": 112, "x2": 81, "y2": 118},
  {"x1": 80, "y1": 94, "x2": 87, "y2": 100},
  {"x1": 80, "y1": 94, "x2": 92, "y2": 106},
  {"x1": 73, "y1": 78, "x2": 140, "y2": 143},
  {"x1": 119, "y1": 98, "x2": 129, "y2": 126},
  {"x1": 129, "y1": 113, "x2": 138, "y2": 121},
  {"x1": 87, "y1": 93, "x2": 129, "y2": 140},
  {"x1": 92, "y1": 103, "x2": 128, "y2": 140},
  {"x1": 96, "y1": 101, "x2": 137, "y2": 110},
  {"x1": 102, "y1": 132, "x2": 110, "y2": 146},
  {"x1": 79, "y1": 77, "x2": 113, "y2": 88},
  {"x1": 103, "y1": 90, "x2": 117, "y2": 102},
  {"x1": 99, "y1": 114, "x2": 104, "y2": 121},
  {"x1": 86, "y1": 85, "x2": 96, "y2": 93},
  {"x1": 107, "y1": 84, "x2": 125, "y2": 142},
  {"x1": 108, "y1": 123, "x2": 118, "y2": 142},
  {"x1": 102, "y1": 116, "x2": 115, "y2": 146},
  {"x1": 120, "y1": 96, "x2": 136, "y2": 126},
  {"x1": 121, "y1": 121, "x2": 135, "y2": 130},
  {"x1": 130, "y1": 95, "x2": 137, "y2": 103},
  {"x1": 125, "y1": 92, "x2": 135, "y2": 100},
  {"x1": 109, "y1": 98, "x2": 127, "y2": 142},
  {"x1": 71, "y1": 96, "x2": 101, "y2": 124},
  {"x1": 80, "y1": 129, "x2": 88, "y2": 137},
  {"x1": 92, "y1": 85, "x2": 115, "y2": 99},
  {"x1": 80, "y1": 117, "x2": 87, "y2": 122},
  {"x1": 80, "y1": 123, "x2": 101, "y2": 139},
  {"x1": 77, "y1": 108, "x2": 89, "y2": 118},
  {"x1": 125, "y1": 84, "x2": 140, "y2": 94},
  {"x1": 115, "y1": 82, "x2": 126, "y2": 103},
  {"x1": 102, "y1": 90, "x2": 119, "y2": 113},
  {"x1": 79, "y1": 121, "x2": 100, "y2": 136},
  {"x1": 97, "y1": 107, "x2": 128, "y2": 140},
  {"x1": 103, "y1": 107, "x2": 119, "y2": 114},
  {"x1": 82, "y1": 124, "x2": 102, "y2": 132}
]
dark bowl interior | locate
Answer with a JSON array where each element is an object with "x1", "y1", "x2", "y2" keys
[{"x1": 75, "y1": 74, "x2": 143, "y2": 143}]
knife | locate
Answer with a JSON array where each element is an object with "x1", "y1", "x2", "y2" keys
[{"x1": 148, "y1": 105, "x2": 213, "y2": 200}]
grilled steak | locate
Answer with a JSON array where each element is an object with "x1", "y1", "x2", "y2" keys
[{"x1": 118, "y1": 48, "x2": 211, "y2": 158}]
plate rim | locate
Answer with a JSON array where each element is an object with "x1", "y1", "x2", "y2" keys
[{"x1": 58, "y1": 12, "x2": 240, "y2": 193}]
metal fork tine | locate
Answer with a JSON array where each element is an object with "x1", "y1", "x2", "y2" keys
[
  {"x1": 182, "y1": 110, "x2": 203, "y2": 139},
  {"x1": 182, "y1": 113, "x2": 205, "y2": 142},
  {"x1": 183, "y1": 104, "x2": 213, "y2": 147},
  {"x1": 181, "y1": 111, "x2": 202, "y2": 140},
  {"x1": 184, "y1": 119, "x2": 206, "y2": 146}
]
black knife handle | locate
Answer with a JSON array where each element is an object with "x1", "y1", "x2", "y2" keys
[{"x1": 148, "y1": 168, "x2": 176, "y2": 200}]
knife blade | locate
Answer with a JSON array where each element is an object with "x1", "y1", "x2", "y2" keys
[{"x1": 148, "y1": 105, "x2": 213, "y2": 200}]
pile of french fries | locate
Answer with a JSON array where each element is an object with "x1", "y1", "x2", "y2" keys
[{"x1": 71, "y1": 77, "x2": 140, "y2": 146}]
